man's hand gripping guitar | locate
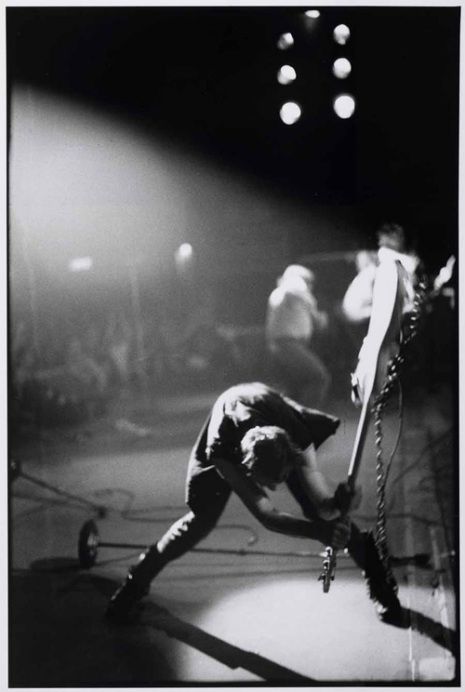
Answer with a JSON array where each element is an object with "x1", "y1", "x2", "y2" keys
[{"x1": 317, "y1": 483, "x2": 361, "y2": 592}]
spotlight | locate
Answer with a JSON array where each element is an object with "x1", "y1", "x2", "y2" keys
[
  {"x1": 277, "y1": 32, "x2": 294, "y2": 50},
  {"x1": 176, "y1": 243, "x2": 193, "y2": 261},
  {"x1": 333, "y1": 24, "x2": 351, "y2": 45},
  {"x1": 279, "y1": 101, "x2": 302, "y2": 125},
  {"x1": 277, "y1": 64, "x2": 297, "y2": 85},
  {"x1": 333, "y1": 94, "x2": 356, "y2": 119},
  {"x1": 305, "y1": 10, "x2": 320, "y2": 18},
  {"x1": 332, "y1": 58, "x2": 352, "y2": 79}
]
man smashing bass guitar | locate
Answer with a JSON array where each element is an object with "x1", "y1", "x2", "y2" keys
[{"x1": 107, "y1": 381, "x2": 403, "y2": 626}]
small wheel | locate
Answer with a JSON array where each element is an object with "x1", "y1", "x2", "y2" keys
[{"x1": 78, "y1": 520, "x2": 99, "y2": 568}]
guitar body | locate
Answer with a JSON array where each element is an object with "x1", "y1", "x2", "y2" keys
[{"x1": 347, "y1": 258, "x2": 406, "y2": 487}]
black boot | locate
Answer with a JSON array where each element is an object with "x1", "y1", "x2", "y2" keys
[
  {"x1": 348, "y1": 527, "x2": 404, "y2": 626},
  {"x1": 106, "y1": 545, "x2": 166, "y2": 622}
]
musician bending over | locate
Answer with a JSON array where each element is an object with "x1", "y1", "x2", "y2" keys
[{"x1": 107, "y1": 382, "x2": 402, "y2": 625}]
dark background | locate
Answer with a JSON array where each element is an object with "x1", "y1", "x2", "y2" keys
[
  {"x1": 7, "y1": 5, "x2": 460, "y2": 269},
  {"x1": 7, "y1": 11, "x2": 459, "y2": 686},
  {"x1": 7, "y1": 4, "x2": 460, "y2": 418}
]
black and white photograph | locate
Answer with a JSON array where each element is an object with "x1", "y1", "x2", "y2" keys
[{"x1": 7, "y1": 1, "x2": 460, "y2": 685}]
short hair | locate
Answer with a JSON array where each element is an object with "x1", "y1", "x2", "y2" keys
[
  {"x1": 280, "y1": 264, "x2": 315, "y2": 284},
  {"x1": 240, "y1": 426, "x2": 297, "y2": 479},
  {"x1": 376, "y1": 223, "x2": 406, "y2": 250}
]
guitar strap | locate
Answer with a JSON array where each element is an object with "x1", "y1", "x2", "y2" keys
[{"x1": 371, "y1": 271, "x2": 428, "y2": 574}]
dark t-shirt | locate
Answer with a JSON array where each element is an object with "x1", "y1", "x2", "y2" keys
[{"x1": 186, "y1": 382, "x2": 339, "y2": 504}]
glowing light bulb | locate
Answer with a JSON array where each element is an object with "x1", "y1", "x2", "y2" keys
[
  {"x1": 333, "y1": 94, "x2": 356, "y2": 119},
  {"x1": 332, "y1": 57, "x2": 352, "y2": 79},
  {"x1": 277, "y1": 32, "x2": 294, "y2": 50},
  {"x1": 280, "y1": 101, "x2": 302, "y2": 125},
  {"x1": 305, "y1": 10, "x2": 320, "y2": 18},
  {"x1": 277, "y1": 64, "x2": 297, "y2": 85},
  {"x1": 69, "y1": 256, "x2": 93, "y2": 272},
  {"x1": 333, "y1": 24, "x2": 351, "y2": 45},
  {"x1": 176, "y1": 243, "x2": 193, "y2": 260}
]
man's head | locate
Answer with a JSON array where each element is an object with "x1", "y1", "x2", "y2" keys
[
  {"x1": 376, "y1": 223, "x2": 406, "y2": 252},
  {"x1": 279, "y1": 264, "x2": 315, "y2": 292},
  {"x1": 240, "y1": 425, "x2": 297, "y2": 489}
]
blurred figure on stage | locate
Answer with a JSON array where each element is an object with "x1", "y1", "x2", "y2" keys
[
  {"x1": 265, "y1": 264, "x2": 331, "y2": 407},
  {"x1": 64, "y1": 336, "x2": 108, "y2": 418},
  {"x1": 341, "y1": 223, "x2": 423, "y2": 392},
  {"x1": 106, "y1": 381, "x2": 402, "y2": 626},
  {"x1": 346, "y1": 223, "x2": 426, "y2": 406},
  {"x1": 342, "y1": 223, "x2": 421, "y2": 327},
  {"x1": 342, "y1": 250, "x2": 379, "y2": 326},
  {"x1": 339, "y1": 250, "x2": 379, "y2": 366},
  {"x1": 104, "y1": 310, "x2": 133, "y2": 390}
]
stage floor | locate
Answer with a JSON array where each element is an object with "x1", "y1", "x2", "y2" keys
[{"x1": 9, "y1": 382, "x2": 457, "y2": 685}]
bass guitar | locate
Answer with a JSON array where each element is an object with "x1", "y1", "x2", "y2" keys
[{"x1": 319, "y1": 257, "x2": 407, "y2": 591}]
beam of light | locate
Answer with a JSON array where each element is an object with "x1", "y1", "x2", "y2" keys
[
  {"x1": 277, "y1": 65, "x2": 297, "y2": 86},
  {"x1": 182, "y1": 574, "x2": 410, "y2": 681},
  {"x1": 333, "y1": 24, "x2": 351, "y2": 45},
  {"x1": 332, "y1": 58, "x2": 352, "y2": 79},
  {"x1": 279, "y1": 101, "x2": 302, "y2": 125},
  {"x1": 68, "y1": 256, "x2": 93, "y2": 272},
  {"x1": 304, "y1": 10, "x2": 320, "y2": 18},
  {"x1": 333, "y1": 94, "x2": 356, "y2": 119},
  {"x1": 9, "y1": 86, "x2": 182, "y2": 280},
  {"x1": 277, "y1": 32, "x2": 294, "y2": 50}
]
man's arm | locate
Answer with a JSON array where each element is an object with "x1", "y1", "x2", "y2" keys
[
  {"x1": 296, "y1": 445, "x2": 361, "y2": 519},
  {"x1": 342, "y1": 270, "x2": 375, "y2": 323},
  {"x1": 214, "y1": 457, "x2": 349, "y2": 549},
  {"x1": 295, "y1": 445, "x2": 339, "y2": 519}
]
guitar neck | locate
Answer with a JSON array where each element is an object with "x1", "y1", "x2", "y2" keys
[{"x1": 347, "y1": 395, "x2": 372, "y2": 489}]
